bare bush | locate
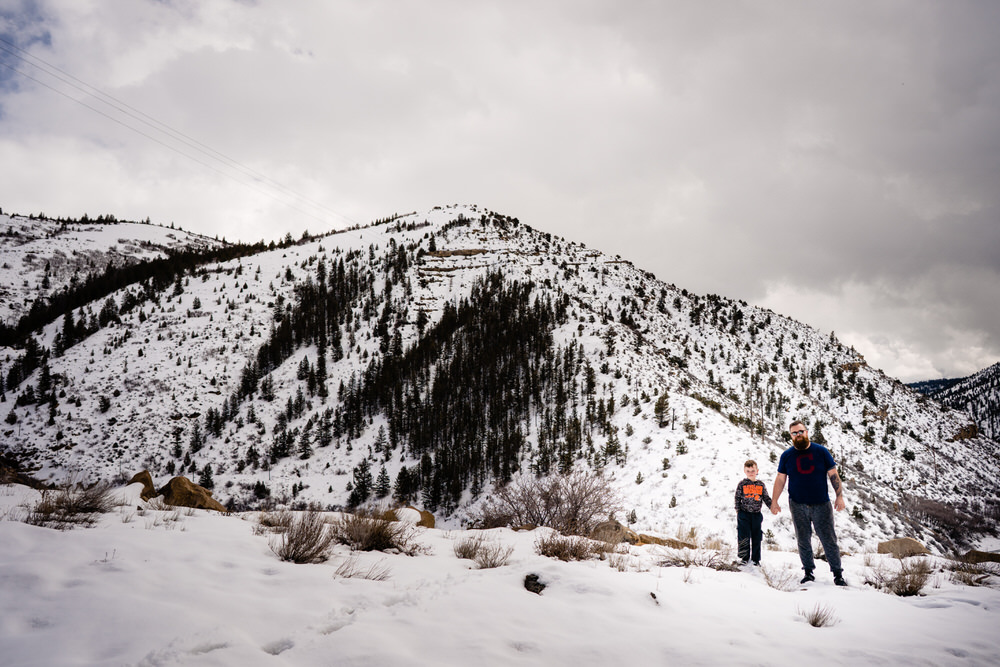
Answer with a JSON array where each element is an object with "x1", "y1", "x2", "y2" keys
[
  {"x1": 657, "y1": 547, "x2": 739, "y2": 572},
  {"x1": 476, "y1": 470, "x2": 621, "y2": 536},
  {"x1": 865, "y1": 556, "x2": 933, "y2": 596},
  {"x1": 328, "y1": 510, "x2": 423, "y2": 556},
  {"x1": 799, "y1": 603, "x2": 838, "y2": 627},
  {"x1": 145, "y1": 497, "x2": 172, "y2": 512},
  {"x1": 258, "y1": 509, "x2": 295, "y2": 533},
  {"x1": 23, "y1": 481, "x2": 115, "y2": 530},
  {"x1": 269, "y1": 511, "x2": 334, "y2": 564},
  {"x1": 949, "y1": 561, "x2": 997, "y2": 587},
  {"x1": 475, "y1": 541, "x2": 515, "y2": 569},
  {"x1": 334, "y1": 554, "x2": 392, "y2": 581},
  {"x1": 761, "y1": 564, "x2": 799, "y2": 592},
  {"x1": 454, "y1": 535, "x2": 486, "y2": 560},
  {"x1": 534, "y1": 533, "x2": 597, "y2": 561}
]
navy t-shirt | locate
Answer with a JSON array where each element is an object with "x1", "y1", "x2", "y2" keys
[{"x1": 777, "y1": 443, "x2": 836, "y2": 504}]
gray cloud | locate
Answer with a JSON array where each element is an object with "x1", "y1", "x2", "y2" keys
[{"x1": 0, "y1": 0, "x2": 997, "y2": 381}]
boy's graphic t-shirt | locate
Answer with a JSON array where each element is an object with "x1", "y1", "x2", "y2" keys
[{"x1": 734, "y1": 478, "x2": 772, "y2": 513}]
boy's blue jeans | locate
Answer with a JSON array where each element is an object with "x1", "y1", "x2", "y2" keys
[
  {"x1": 737, "y1": 510, "x2": 763, "y2": 563},
  {"x1": 789, "y1": 498, "x2": 842, "y2": 573}
]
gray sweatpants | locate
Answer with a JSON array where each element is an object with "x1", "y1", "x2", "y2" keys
[{"x1": 788, "y1": 498, "x2": 842, "y2": 574}]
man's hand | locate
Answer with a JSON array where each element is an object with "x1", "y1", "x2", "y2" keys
[
  {"x1": 834, "y1": 496, "x2": 846, "y2": 512},
  {"x1": 770, "y1": 502, "x2": 780, "y2": 515}
]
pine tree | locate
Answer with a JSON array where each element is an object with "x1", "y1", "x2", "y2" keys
[
  {"x1": 375, "y1": 465, "x2": 391, "y2": 499},
  {"x1": 199, "y1": 463, "x2": 214, "y2": 489},
  {"x1": 347, "y1": 459, "x2": 373, "y2": 507}
]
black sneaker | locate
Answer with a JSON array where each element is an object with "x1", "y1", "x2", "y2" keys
[
  {"x1": 752, "y1": 561, "x2": 760, "y2": 567},
  {"x1": 834, "y1": 574, "x2": 848, "y2": 587},
  {"x1": 800, "y1": 571, "x2": 815, "y2": 584}
]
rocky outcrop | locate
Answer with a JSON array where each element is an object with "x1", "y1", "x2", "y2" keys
[
  {"x1": 636, "y1": 533, "x2": 698, "y2": 549},
  {"x1": 157, "y1": 476, "x2": 227, "y2": 512},
  {"x1": 128, "y1": 470, "x2": 157, "y2": 501},
  {"x1": 405, "y1": 506, "x2": 435, "y2": 528},
  {"x1": 877, "y1": 537, "x2": 930, "y2": 558},
  {"x1": 590, "y1": 520, "x2": 640, "y2": 544},
  {"x1": 524, "y1": 574, "x2": 546, "y2": 595},
  {"x1": 962, "y1": 549, "x2": 1000, "y2": 564}
]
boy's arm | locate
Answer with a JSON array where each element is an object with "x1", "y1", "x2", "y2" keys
[
  {"x1": 770, "y1": 473, "x2": 786, "y2": 515},
  {"x1": 761, "y1": 481, "x2": 772, "y2": 509},
  {"x1": 734, "y1": 482, "x2": 742, "y2": 512}
]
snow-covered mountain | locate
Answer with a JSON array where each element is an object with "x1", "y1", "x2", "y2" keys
[
  {"x1": 1, "y1": 204, "x2": 998, "y2": 554},
  {"x1": 0, "y1": 210, "x2": 225, "y2": 327},
  {"x1": 920, "y1": 362, "x2": 1000, "y2": 441}
]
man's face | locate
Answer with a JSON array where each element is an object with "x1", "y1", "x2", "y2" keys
[
  {"x1": 790, "y1": 425, "x2": 810, "y2": 450},
  {"x1": 745, "y1": 465, "x2": 758, "y2": 480}
]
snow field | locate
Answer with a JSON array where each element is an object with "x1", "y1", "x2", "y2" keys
[{"x1": 1, "y1": 482, "x2": 999, "y2": 666}]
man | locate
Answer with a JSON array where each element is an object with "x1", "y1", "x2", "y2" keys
[{"x1": 770, "y1": 420, "x2": 847, "y2": 586}]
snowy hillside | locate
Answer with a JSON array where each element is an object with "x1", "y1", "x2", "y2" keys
[
  {"x1": 1, "y1": 483, "x2": 999, "y2": 667},
  {"x1": 0, "y1": 211, "x2": 224, "y2": 326},
  {"x1": 1, "y1": 204, "x2": 998, "y2": 556},
  {"x1": 926, "y1": 362, "x2": 1000, "y2": 441}
]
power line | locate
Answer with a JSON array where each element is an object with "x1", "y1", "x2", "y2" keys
[{"x1": 0, "y1": 36, "x2": 357, "y2": 229}]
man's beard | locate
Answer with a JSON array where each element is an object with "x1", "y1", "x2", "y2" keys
[{"x1": 792, "y1": 437, "x2": 810, "y2": 451}]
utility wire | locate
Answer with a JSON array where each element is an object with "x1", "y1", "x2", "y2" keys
[{"x1": 0, "y1": 36, "x2": 357, "y2": 229}]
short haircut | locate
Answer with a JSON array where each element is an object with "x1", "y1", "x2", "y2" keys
[
  {"x1": 789, "y1": 419, "x2": 805, "y2": 430},
  {"x1": 744, "y1": 459, "x2": 757, "y2": 469}
]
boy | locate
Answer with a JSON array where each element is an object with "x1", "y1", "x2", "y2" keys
[{"x1": 734, "y1": 459, "x2": 771, "y2": 566}]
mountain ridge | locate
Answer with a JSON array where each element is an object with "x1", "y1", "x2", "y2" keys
[{"x1": 1, "y1": 203, "x2": 997, "y2": 553}]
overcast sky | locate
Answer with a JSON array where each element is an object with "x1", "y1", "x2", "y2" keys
[{"x1": 1, "y1": 0, "x2": 998, "y2": 382}]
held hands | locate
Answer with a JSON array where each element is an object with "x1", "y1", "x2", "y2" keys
[{"x1": 770, "y1": 502, "x2": 780, "y2": 515}]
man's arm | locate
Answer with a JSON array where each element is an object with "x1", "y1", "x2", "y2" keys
[
  {"x1": 770, "y1": 472, "x2": 786, "y2": 515},
  {"x1": 828, "y1": 466, "x2": 846, "y2": 511}
]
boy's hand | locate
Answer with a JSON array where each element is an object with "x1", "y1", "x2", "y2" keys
[{"x1": 770, "y1": 502, "x2": 780, "y2": 515}]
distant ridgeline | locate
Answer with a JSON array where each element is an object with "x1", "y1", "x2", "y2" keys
[
  {"x1": 907, "y1": 378, "x2": 965, "y2": 396},
  {"x1": 914, "y1": 363, "x2": 1000, "y2": 441}
]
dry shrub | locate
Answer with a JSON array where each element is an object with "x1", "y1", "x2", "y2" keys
[
  {"x1": 23, "y1": 481, "x2": 115, "y2": 529},
  {"x1": 145, "y1": 497, "x2": 172, "y2": 511},
  {"x1": 334, "y1": 554, "x2": 391, "y2": 581},
  {"x1": 476, "y1": 471, "x2": 621, "y2": 536},
  {"x1": 609, "y1": 552, "x2": 647, "y2": 573},
  {"x1": 761, "y1": 564, "x2": 799, "y2": 592},
  {"x1": 269, "y1": 510, "x2": 334, "y2": 564},
  {"x1": 454, "y1": 535, "x2": 485, "y2": 560},
  {"x1": 453, "y1": 533, "x2": 514, "y2": 567},
  {"x1": 658, "y1": 547, "x2": 739, "y2": 572},
  {"x1": 949, "y1": 561, "x2": 997, "y2": 587},
  {"x1": 258, "y1": 509, "x2": 295, "y2": 532},
  {"x1": 328, "y1": 510, "x2": 423, "y2": 555},
  {"x1": 675, "y1": 524, "x2": 699, "y2": 544},
  {"x1": 534, "y1": 533, "x2": 597, "y2": 561},
  {"x1": 475, "y1": 541, "x2": 515, "y2": 569},
  {"x1": 799, "y1": 603, "x2": 838, "y2": 627},
  {"x1": 865, "y1": 556, "x2": 933, "y2": 596}
]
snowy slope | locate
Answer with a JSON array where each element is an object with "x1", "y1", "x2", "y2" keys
[
  {"x1": 0, "y1": 482, "x2": 998, "y2": 667},
  {"x1": 1, "y1": 204, "x2": 998, "y2": 556},
  {"x1": 0, "y1": 211, "x2": 223, "y2": 326}
]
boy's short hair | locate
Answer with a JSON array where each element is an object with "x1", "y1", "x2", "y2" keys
[{"x1": 744, "y1": 459, "x2": 757, "y2": 469}]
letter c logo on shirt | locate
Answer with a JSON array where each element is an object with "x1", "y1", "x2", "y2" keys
[{"x1": 796, "y1": 454, "x2": 815, "y2": 475}]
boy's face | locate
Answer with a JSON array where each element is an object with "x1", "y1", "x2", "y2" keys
[{"x1": 744, "y1": 465, "x2": 758, "y2": 480}]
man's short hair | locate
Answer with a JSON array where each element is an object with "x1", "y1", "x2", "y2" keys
[
  {"x1": 789, "y1": 419, "x2": 805, "y2": 430},
  {"x1": 744, "y1": 459, "x2": 757, "y2": 469}
]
